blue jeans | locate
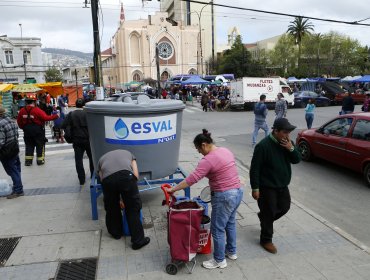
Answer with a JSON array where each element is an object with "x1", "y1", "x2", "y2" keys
[
  {"x1": 211, "y1": 188, "x2": 243, "y2": 262},
  {"x1": 252, "y1": 122, "x2": 269, "y2": 144},
  {"x1": 1, "y1": 155, "x2": 23, "y2": 193},
  {"x1": 305, "y1": 113, "x2": 314, "y2": 129}
]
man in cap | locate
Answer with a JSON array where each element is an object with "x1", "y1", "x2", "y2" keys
[
  {"x1": 0, "y1": 105, "x2": 24, "y2": 199},
  {"x1": 274, "y1": 93, "x2": 287, "y2": 119},
  {"x1": 17, "y1": 93, "x2": 58, "y2": 166},
  {"x1": 250, "y1": 118, "x2": 301, "y2": 254}
]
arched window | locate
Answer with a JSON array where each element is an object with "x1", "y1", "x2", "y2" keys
[
  {"x1": 161, "y1": 71, "x2": 169, "y2": 81},
  {"x1": 133, "y1": 73, "x2": 141, "y2": 82},
  {"x1": 23, "y1": 50, "x2": 31, "y2": 64},
  {"x1": 188, "y1": 68, "x2": 197, "y2": 75},
  {"x1": 130, "y1": 33, "x2": 140, "y2": 64}
]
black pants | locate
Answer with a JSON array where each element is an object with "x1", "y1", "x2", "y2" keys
[
  {"x1": 23, "y1": 124, "x2": 45, "y2": 162},
  {"x1": 73, "y1": 142, "x2": 94, "y2": 185},
  {"x1": 102, "y1": 170, "x2": 145, "y2": 245},
  {"x1": 257, "y1": 187, "x2": 291, "y2": 244}
]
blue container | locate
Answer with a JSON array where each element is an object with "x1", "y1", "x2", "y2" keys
[{"x1": 122, "y1": 209, "x2": 143, "y2": 236}]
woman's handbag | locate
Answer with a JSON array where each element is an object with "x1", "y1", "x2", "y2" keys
[{"x1": 0, "y1": 140, "x2": 19, "y2": 160}]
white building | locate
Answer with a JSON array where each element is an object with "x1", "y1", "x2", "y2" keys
[
  {"x1": 0, "y1": 35, "x2": 45, "y2": 83},
  {"x1": 160, "y1": 0, "x2": 216, "y2": 69}
]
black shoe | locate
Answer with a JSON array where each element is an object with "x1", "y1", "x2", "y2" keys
[
  {"x1": 7, "y1": 192, "x2": 25, "y2": 199},
  {"x1": 112, "y1": 235, "x2": 121, "y2": 240},
  {"x1": 25, "y1": 161, "x2": 32, "y2": 166},
  {"x1": 132, "y1": 237, "x2": 150, "y2": 250},
  {"x1": 37, "y1": 160, "x2": 45, "y2": 165}
]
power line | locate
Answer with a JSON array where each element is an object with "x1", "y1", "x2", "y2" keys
[{"x1": 181, "y1": 0, "x2": 370, "y2": 27}]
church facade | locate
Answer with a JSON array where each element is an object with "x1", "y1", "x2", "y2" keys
[{"x1": 109, "y1": 11, "x2": 200, "y2": 84}]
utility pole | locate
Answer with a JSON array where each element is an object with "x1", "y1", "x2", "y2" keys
[
  {"x1": 211, "y1": 0, "x2": 215, "y2": 74},
  {"x1": 74, "y1": 69, "x2": 78, "y2": 98},
  {"x1": 90, "y1": 0, "x2": 102, "y2": 87},
  {"x1": 155, "y1": 43, "x2": 161, "y2": 95},
  {"x1": 19, "y1": 23, "x2": 27, "y2": 83}
]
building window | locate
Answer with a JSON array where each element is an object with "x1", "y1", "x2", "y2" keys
[
  {"x1": 161, "y1": 71, "x2": 169, "y2": 81},
  {"x1": 5, "y1": 50, "x2": 14, "y2": 64},
  {"x1": 133, "y1": 73, "x2": 141, "y2": 81},
  {"x1": 23, "y1": 50, "x2": 31, "y2": 64}
]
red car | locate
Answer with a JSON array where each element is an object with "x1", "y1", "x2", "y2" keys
[
  {"x1": 296, "y1": 112, "x2": 370, "y2": 186},
  {"x1": 334, "y1": 90, "x2": 367, "y2": 105}
]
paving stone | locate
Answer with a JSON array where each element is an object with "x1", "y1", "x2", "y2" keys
[{"x1": 0, "y1": 262, "x2": 58, "y2": 280}]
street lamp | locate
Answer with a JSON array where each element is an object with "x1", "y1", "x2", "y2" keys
[
  {"x1": 189, "y1": 2, "x2": 211, "y2": 76},
  {"x1": 19, "y1": 23, "x2": 27, "y2": 82}
]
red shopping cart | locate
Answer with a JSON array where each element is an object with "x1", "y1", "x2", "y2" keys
[{"x1": 161, "y1": 184, "x2": 205, "y2": 275}]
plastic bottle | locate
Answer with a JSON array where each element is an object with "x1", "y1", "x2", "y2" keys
[{"x1": 0, "y1": 179, "x2": 11, "y2": 196}]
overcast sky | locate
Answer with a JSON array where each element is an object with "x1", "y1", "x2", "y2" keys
[{"x1": 1, "y1": 0, "x2": 370, "y2": 53}]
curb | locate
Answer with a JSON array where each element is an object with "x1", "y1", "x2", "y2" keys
[{"x1": 237, "y1": 163, "x2": 370, "y2": 255}]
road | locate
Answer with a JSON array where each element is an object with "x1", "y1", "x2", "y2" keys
[{"x1": 182, "y1": 103, "x2": 370, "y2": 249}]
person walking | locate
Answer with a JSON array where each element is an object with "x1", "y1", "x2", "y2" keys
[
  {"x1": 304, "y1": 99, "x2": 316, "y2": 129},
  {"x1": 250, "y1": 118, "x2": 301, "y2": 254},
  {"x1": 252, "y1": 94, "x2": 269, "y2": 147},
  {"x1": 57, "y1": 93, "x2": 67, "y2": 114},
  {"x1": 96, "y1": 149, "x2": 150, "y2": 250},
  {"x1": 168, "y1": 129, "x2": 243, "y2": 269},
  {"x1": 201, "y1": 91, "x2": 209, "y2": 112},
  {"x1": 341, "y1": 92, "x2": 354, "y2": 115},
  {"x1": 17, "y1": 93, "x2": 58, "y2": 166},
  {"x1": 0, "y1": 106, "x2": 24, "y2": 199},
  {"x1": 275, "y1": 93, "x2": 287, "y2": 119},
  {"x1": 362, "y1": 93, "x2": 370, "y2": 112},
  {"x1": 61, "y1": 98, "x2": 93, "y2": 186}
]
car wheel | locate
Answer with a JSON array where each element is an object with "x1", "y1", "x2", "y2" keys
[
  {"x1": 364, "y1": 163, "x2": 370, "y2": 187},
  {"x1": 298, "y1": 141, "x2": 312, "y2": 161}
]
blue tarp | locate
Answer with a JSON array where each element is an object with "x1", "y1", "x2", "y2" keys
[
  {"x1": 180, "y1": 76, "x2": 210, "y2": 85},
  {"x1": 353, "y1": 75, "x2": 370, "y2": 83}
]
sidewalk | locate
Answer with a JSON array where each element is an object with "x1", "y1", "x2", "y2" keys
[{"x1": 0, "y1": 118, "x2": 369, "y2": 280}]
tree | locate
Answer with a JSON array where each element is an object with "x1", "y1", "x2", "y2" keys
[
  {"x1": 287, "y1": 16, "x2": 314, "y2": 68},
  {"x1": 217, "y1": 35, "x2": 254, "y2": 78},
  {"x1": 267, "y1": 34, "x2": 297, "y2": 76},
  {"x1": 44, "y1": 66, "x2": 63, "y2": 82}
]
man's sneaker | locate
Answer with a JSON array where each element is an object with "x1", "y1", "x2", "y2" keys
[
  {"x1": 7, "y1": 192, "x2": 24, "y2": 199},
  {"x1": 225, "y1": 251, "x2": 238, "y2": 260},
  {"x1": 37, "y1": 160, "x2": 45, "y2": 165},
  {"x1": 202, "y1": 258, "x2": 227, "y2": 269}
]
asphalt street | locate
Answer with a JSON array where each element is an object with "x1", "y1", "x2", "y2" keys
[{"x1": 183, "y1": 103, "x2": 370, "y2": 249}]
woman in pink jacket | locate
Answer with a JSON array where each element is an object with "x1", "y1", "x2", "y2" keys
[{"x1": 169, "y1": 129, "x2": 243, "y2": 270}]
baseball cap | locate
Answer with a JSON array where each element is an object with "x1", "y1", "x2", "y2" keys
[{"x1": 272, "y1": 118, "x2": 296, "y2": 131}]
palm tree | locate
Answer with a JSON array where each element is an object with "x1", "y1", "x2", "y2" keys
[{"x1": 287, "y1": 16, "x2": 314, "y2": 68}]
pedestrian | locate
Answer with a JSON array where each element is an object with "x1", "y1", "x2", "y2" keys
[
  {"x1": 61, "y1": 98, "x2": 93, "y2": 186},
  {"x1": 201, "y1": 91, "x2": 209, "y2": 112},
  {"x1": 250, "y1": 118, "x2": 301, "y2": 254},
  {"x1": 252, "y1": 94, "x2": 269, "y2": 147},
  {"x1": 17, "y1": 93, "x2": 58, "y2": 166},
  {"x1": 57, "y1": 93, "x2": 67, "y2": 114},
  {"x1": 275, "y1": 93, "x2": 287, "y2": 119},
  {"x1": 168, "y1": 129, "x2": 243, "y2": 269},
  {"x1": 96, "y1": 149, "x2": 150, "y2": 250},
  {"x1": 52, "y1": 106, "x2": 65, "y2": 143},
  {"x1": 0, "y1": 105, "x2": 24, "y2": 199},
  {"x1": 362, "y1": 93, "x2": 370, "y2": 112},
  {"x1": 304, "y1": 99, "x2": 316, "y2": 129},
  {"x1": 341, "y1": 92, "x2": 354, "y2": 115}
]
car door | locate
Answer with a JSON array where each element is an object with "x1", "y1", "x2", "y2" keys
[
  {"x1": 345, "y1": 119, "x2": 370, "y2": 172},
  {"x1": 312, "y1": 117, "x2": 353, "y2": 165}
]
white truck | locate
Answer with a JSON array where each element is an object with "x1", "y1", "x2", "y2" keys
[{"x1": 229, "y1": 77, "x2": 294, "y2": 110}]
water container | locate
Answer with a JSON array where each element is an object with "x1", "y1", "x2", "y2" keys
[
  {"x1": 0, "y1": 179, "x2": 11, "y2": 196},
  {"x1": 85, "y1": 99, "x2": 185, "y2": 180}
]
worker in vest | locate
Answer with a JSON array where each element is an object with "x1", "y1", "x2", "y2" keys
[{"x1": 17, "y1": 93, "x2": 59, "y2": 166}]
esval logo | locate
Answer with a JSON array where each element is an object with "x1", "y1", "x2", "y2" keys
[{"x1": 105, "y1": 114, "x2": 177, "y2": 145}]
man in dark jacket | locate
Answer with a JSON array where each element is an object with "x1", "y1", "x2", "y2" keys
[
  {"x1": 250, "y1": 118, "x2": 301, "y2": 254},
  {"x1": 0, "y1": 105, "x2": 24, "y2": 199},
  {"x1": 341, "y1": 92, "x2": 355, "y2": 114},
  {"x1": 62, "y1": 98, "x2": 93, "y2": 185}
]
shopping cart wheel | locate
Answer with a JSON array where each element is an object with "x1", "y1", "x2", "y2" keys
[{"x1": 166, "y1": 263, "x2": 178, "y2": 275}]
